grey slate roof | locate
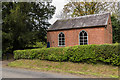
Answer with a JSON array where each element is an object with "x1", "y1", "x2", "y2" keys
[{"x1": 48, "y1": 13, "x2": 110, "y2": 31}]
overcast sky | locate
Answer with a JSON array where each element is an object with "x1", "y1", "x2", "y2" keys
[{"x1": 49, "y1": 0, "x2": 68, "y2": 24}]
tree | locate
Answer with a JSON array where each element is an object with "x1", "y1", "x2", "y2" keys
[
  {"x1": 58, "y1": 2, "x2": 117, "y2": 19},
  {"x1": 111, "y1": 15, "x2": 120, "y2": 43},
  {"x1": 2, "y1": 2, "x2": 55, "y2": 54}
]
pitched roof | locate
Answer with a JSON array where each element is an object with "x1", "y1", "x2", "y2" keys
[{"x1": 47, "y1": 13, "x2": 110, "y2": 31}]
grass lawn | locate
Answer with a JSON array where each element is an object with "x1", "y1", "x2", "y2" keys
[{"x1": 8, "y1": 59, "x2": 118, "y2": 78}]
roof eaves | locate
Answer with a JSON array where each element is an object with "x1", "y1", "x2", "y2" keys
[
  {"x1": 105, "y1": 13, "x2": 110, "y2": 25},
  {"x1": 47, "y1": 25, "x2": 106, "y2": 31}
]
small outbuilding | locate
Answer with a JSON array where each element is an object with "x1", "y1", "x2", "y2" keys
[{"x1": 47, "y1": 13, "x2": 112, "y2": 47}]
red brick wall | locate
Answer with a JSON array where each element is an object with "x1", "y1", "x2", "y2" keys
[
  {"x1": 47, "y1": 18, "x2": 112, "y2": 47},
  {"x1": 104, "y1": 15, "x2": 113, "y2": 44}
]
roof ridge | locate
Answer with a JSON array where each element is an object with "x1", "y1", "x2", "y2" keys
[{"x1": 58, "y1": 12, "x2": 110, "y2": 20}]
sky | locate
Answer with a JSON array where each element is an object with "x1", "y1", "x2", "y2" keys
[{"x1": 49, "y1": 0, "x2": 68, "y2": 24}]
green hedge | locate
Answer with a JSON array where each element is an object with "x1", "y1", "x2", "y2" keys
[{"x1": 14, "y1": 44, "x2": 120, "y2": 66}]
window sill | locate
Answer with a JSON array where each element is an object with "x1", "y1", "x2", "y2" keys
[{"x1": 58, "y1": 45, "x2": 65, "y2": 47}]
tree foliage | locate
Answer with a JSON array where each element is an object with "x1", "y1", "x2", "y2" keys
[
  {"x1": 111, "y1": 15, "x2": 120, "y2": 43},
  {"x1": 58, "y1": 2, "x2": 117, "y2": 18},
  {"x1": 2, "y1": 2, "x2": 55, "y2": 53}
]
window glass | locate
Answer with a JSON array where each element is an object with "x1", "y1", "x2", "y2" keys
[
  {"x1": 58, "y1": 32, "x2": 65, "y2": 46},
  {"x1": 79, "y1": 31, "x2": 88, "y2": 45}
]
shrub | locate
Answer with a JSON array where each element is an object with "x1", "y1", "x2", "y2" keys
[
  {"x1": 66, "y1": 45, "x2": 96, "y2": 63},
  {"x1": 33, "y1": 42, "x2": 47, "y2": 48},
  {"x1": 14, "y1": 44, "x2": 120, "y2": 66}
]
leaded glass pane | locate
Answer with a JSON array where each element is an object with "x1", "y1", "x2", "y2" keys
[
  {"x1": 79, "y1": 31, "x2": 88, "y2": 45},
  {"x1": 58, "y1": 32, "x2": 65, "y2": 46}
]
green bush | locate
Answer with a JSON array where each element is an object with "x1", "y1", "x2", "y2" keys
[
  {"x1": 33, "y1": 42, "x2": 47, "y2": 48},
  {"x1": 28, "y1": 42, "x2": 47, "y2": 48},
  {"x1": 67, "y1": 45, "x2": 97, "y2": 63},
  {"x1": 14, "y1": 44, "x2": 120, "y2": 66}
]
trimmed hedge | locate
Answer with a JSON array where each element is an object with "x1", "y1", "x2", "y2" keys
[{"x1": 14, "y1": 44, "x2": 120, "y2": 66}]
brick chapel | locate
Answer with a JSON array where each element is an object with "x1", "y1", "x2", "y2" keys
[{"x1": 47, "y1": 13, "x2": 112, "y2": 47}]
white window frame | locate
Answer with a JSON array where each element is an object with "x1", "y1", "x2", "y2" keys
[
  {"x1": 79, "y1": 30, "x2": 88, "y2": 45},
  {"x1": 58, "y1": 32, "x2": 65, "y2": 46}
]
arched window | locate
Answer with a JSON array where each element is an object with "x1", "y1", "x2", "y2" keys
[
  {"x1": 58, "y1": 32, "x2": 65, "y2": 46},
  {"x1": 79, "y1": 30, "x2": 88, "y2": 45}
]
